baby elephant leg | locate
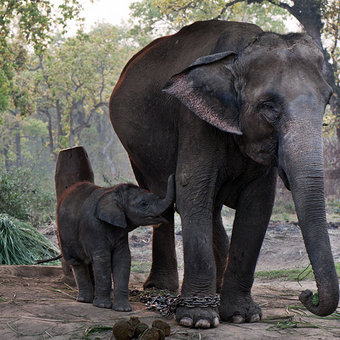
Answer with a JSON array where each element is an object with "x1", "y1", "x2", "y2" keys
[
  {"x1": 112, "y1": 241, "x2": 132, "y2": 312},
  {"x1": 72, "y1": 264, "x2": 94, "y2": 303},
  {"x1": 92, "y1": 252, "x2": 113, "y2": 308}
]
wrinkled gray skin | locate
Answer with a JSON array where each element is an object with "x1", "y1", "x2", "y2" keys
[
  {"x1": 57, "y1": 175, "x2": 175, "y2": 311},
  {"x1": 110, "y1": 20, "x2": 339, "y2": 327}
]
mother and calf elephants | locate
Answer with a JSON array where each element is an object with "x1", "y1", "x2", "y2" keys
[
  {"x1": 109, "y1": 20, "x2": 339, "y2": 327},
  {"x1": 56, "y1": 19, "x2": 338, "y2": 328}
]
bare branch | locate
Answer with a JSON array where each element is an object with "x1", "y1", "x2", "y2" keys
[
  {"x1": 72, "y1": 101, "x2": 107, "y2": 136},
  {"x1": 29, "y1": 55, "x2": 44, "y2": 72},
  {"x1": 266, "y1": 0, "x2": 293, "y2": 13},
  {"x1": 167, "y1": 1, "x2": 196, "y2": 12},
  {"x1": 330, "y1": 13, "x2": 339, "y2": 57}
]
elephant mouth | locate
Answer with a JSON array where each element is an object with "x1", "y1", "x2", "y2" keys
[
  {"x1": 147, "y1": 216, "x2": 169, "y2": 225},
  {"x1": 278, "y1": 166, "x2": 291, "y2": 191}
]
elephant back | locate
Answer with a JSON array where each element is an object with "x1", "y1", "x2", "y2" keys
[{"x1": 55, "y1": 146, "x2": 94, "y2": 203}]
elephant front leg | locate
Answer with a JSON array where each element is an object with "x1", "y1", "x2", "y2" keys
[
  {"x1": 219, "y1": 169, "x2": 277, "y2": 323},
  {"x1": 112, "y1": 240, "x2": 132, "y2": 312},
  {"x1": 72, "y1": 263, "x2": 94, "y2": 303},
  {"x1": 144, "y1": 206, "x2": 179, "y2": 291},
  {"x1": 92, "y1": 252, "x2": 112, "y2": 308},
  {"x1": 175, "y1": 178, "x2": 220, "y2": 329},
  {"x1": 176, "y1": 214, "x2": 220, "y2": 328}
]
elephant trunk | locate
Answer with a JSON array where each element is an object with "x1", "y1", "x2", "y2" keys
[{"x1": 279, "y1": 118, "x2": 339, "y2": 316}]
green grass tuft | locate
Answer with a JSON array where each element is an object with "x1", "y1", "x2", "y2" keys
[
  {"x1": 312, "y1": 293, "x2": 319, "y2": 306},
  {"x1": 131, "y1": 261, "x2": 151, "y2": 273},
  {"x1": 255, "y1": 263, "x2": 340, "y2": 281},
  {"x1": 0, "y1": 213, "x2": 59, "y2": 265},
  {"x1": 82, "y1": 325, "x2": 112, "y2": 339}
]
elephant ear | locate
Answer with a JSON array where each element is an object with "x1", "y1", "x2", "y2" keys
[
  {"x1": 95, "y1": 192, "x2": 127, "y2": 228},
  {"x1": 163, "y1": 51, "x2": 242, "y2": 135}
]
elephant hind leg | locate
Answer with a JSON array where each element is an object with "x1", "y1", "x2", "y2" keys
[
  {"x1": 92, "y1": 253, "x2": 113, "y2": 308},
  {"x1": 72, "y1": 264, "x2": 94, "y2": 303},
  {"x1": 129, "y1": 163, "x2": 179, "y2": 292},
  {"x1": 143, "y1": 205, "x2": 179, "y2": 291},
  {"x1": 130, "y1": 160, "x2": 149, "y2": 190},
  {"x1": 213, "y1": 205, "x2": 229, "y2": 293}
]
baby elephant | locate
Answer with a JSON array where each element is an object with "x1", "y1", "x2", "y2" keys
[{"x1": 57, "y1": 175, "x2": 175, "y2": 311}]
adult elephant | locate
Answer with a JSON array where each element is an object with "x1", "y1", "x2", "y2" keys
[{"x1": 110, "y1": 20, "x2": 339, "y2": 328}]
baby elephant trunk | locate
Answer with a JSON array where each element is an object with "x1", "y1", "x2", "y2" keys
[{"x1": 157, "y1": 174, "x2": 176, "y2": 213}]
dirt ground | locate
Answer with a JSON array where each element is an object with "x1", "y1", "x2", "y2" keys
[{"x1": 0, "y1": 219, "x2": 339, "y2": 339}]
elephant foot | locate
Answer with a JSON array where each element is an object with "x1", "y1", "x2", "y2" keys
[
  {"x1": 77, "y1": 296, "x2": 93, "y2": 303},
  {"x1": 93, "y1": 296, "x2": 112, "y2": 309},
  {"x1": 143, "y1": 270, "x2": 179, "y2": 292},
  {"x1": 77, "y1": 291, "x2": 93, "y2": 303},
  {"x1": 176, "y1": 307, "x2": 220, "y2": 328},
  {"x1": 219, "y1": 290, "x2": 262, "y2": 323},
  {"x1": 112, "y1": 300, "x2": 132, "y2": 312}
]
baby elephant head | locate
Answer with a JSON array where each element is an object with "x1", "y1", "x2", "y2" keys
[{"x1": 95, "y1": 175, "x2": 175, "y2": 228}]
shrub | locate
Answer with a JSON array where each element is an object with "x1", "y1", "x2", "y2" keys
[
  {"x1": 0, "y1": 213, "x2": 59, "y2": 265},
  {"x1": 0, "y1": 166, "x2": 55, "y2": 225}
]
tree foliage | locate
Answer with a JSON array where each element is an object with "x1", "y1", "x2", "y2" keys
[
  {"x1": 0, "y1": 166, "x2": 55, "y2": 224},
  {"x1": 130, "y1": 0, "x2": 288, "y2": 36},
  {"x1": 31, "y1": 24, "x2": 137, "y2": 161},
  {"x1": 0, "y1": 0, "x2": 81, "y2": 52},
  {"x1": 0, "y1": 0, "x2": 82, "y2": 112},
  {"x1": 0, "y1": 23, "x2": 137, "y2": 196}
]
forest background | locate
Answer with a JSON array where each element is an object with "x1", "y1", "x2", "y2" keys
[{"x1": 0, "y1": 1, "x2": 339, "y2": 259}]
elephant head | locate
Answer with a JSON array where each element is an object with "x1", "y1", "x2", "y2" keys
[
  {"x1": 96, "y1": 174, "x2": 175, "y2": 228},
  {"x1": 164, "y1": 33, "x2": 339, "y2": 316}
]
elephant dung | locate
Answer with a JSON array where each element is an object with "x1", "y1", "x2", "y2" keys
[
  {"x1": 139, "y1": 328, "x2": 165, "y2": 340},
  {"x1": 112, "y1": 319, "x2": 135, "y2": 340},
  {"x1": 151, "y1": 320, "x2": 170, "y2": 336},
  {"x1": 135, "y1": 323, "x2": 149, "y2": 337}
]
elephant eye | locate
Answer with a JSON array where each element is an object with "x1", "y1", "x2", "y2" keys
[
  {"x1": 138, "y1": 200, "x2": 149, "y2": 208},
  {"x1": 260, "y1": 101, "x2": 278, "y2": 112},
  {"x1": 258, "y1": 101, "x2": 280, "y2": 125}
]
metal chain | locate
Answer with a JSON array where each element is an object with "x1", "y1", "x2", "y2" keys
[
  {"x1": 176, "y1": 296, "x2": 220, "y2": 309},
  {"x1": 140, "y1": 294, "x2": 178, "y2": 317},
  {"x1": 139, "y1": 293, "x2": 220, "y2": 317}
]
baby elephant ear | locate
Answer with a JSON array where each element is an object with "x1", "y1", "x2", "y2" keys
[
  {"x1": 163, "y1": 51, "x2": 242, "y2": 135},
  {"x1": 95, "y1": 192, "x2": 127, "y2": 228}
]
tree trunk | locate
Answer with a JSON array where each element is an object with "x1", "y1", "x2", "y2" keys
[
  {"x1": 4, "y1": 148, "x2": 9, "y2": 172},
  {"x1": 56, "y1": 99, "x2": 63, "y2": 149},
  {"x1": 69, "y1": 110, "x2": 74, "y2": 146},
  {"x1": 15, "y1": 122, "x2": 22, "y2": 167},
  {"x1": 46, "y1": 110, "x2": 55, "y2": 158}
]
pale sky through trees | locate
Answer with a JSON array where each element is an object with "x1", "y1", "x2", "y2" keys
[{"x1": 61, "y1": 0, "x2": 140, "y2": 35}]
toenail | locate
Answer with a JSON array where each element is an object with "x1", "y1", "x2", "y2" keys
[
  {"x1": 180, "y1": 317, "x2": 193, "y2": 327},
  {"x1": 212, "y1": 317, "x2": 220, "y2": 327},
  {"x1": 249, "y1": 314, "x2": 261, "y2": 323},
  {"x1": 195, "y1": 319, "x2": 210, "y2": 328},
  {"x1": 232, "y1": 314, "x2": 244, "y2": 324}
]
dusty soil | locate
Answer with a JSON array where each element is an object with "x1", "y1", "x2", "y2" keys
[{"x1": 0, "y1": 219, "x2": 339, "y2": 339}]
